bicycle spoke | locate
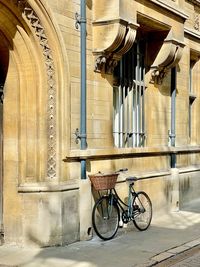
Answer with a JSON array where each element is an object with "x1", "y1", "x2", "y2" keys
[
  {"x1": 92, "y1": 196, "x2": 119, "y2": 240},
  {"x1": 132, "y1": 192, "x2": 152, "y2": 231}
]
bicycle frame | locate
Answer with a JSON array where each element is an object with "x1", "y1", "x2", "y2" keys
[{"x1": 110, "y1": 182, "x2": 137, "y2": 221}]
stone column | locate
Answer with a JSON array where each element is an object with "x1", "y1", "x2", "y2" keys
[{"x1": 79, "y1": 179, "x2": 93, "y2": 240}]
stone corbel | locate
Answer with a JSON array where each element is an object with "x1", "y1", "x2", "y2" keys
[
  {"x1": 113, "y1": 24, "x2": 138, "y2": 61},
  {"x1": 151, "y1": 34, "x2": 185, "y2": 84},
  {"x1": 93, "y1": 19, "x2": 138, "y2": 74}
]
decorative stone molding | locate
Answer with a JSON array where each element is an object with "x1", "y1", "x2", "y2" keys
[
  {"x1": 113, "y1": 24, "x2": 137, "y2": 61},
  {"x1": 150, "y1": 0, "x2": 188, "y2": 19},
  {"x1": 194, "y1": 12, "x2": 200, "y2": 31},
  {"x1": 93, "y1": 20, "x2": 138, "y2": 73},
  {"x1": 12, "y1": 0, "x2": 57, "y2": 179},
  {"x1": 187, "y1": 0, "x2": 200, "y2": 7},
  {"x1": 92, "y1": 0, "x2": 138, "y2": 74},
  {"x1": 151, "y1": 32, "x2": 185, "y2": 83},
  {"x1": 185, "y1": 26, "x2": 200, "y2": 39}
]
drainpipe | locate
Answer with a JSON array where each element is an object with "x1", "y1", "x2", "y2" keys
[
  {"x1": 80, "y1": 0, "x2": 87, "y2": 179},
  {"x1": 170, "y1": 67, "x2": 176, "y2": 168},
  {"x1": 170, "y1": 67, "x2": 179, "y2": 211}
]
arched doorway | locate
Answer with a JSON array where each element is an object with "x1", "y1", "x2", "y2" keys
[
  {"x1": 0, "y1": 1, "x2": 50, "y2": 244},
  {"x1": 0, "y1": 1, "x2": 69, "y2": 246}
]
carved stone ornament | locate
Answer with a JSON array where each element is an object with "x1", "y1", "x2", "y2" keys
[
  {"x1": 151, "y1": 31, "x2": 185, "y2": 84},
  {"x1": 12, "y1": 0, "x2": 57, "y2": 179},
  {"x1": 92, "y1": 0, "x2": 138, "y2": 73},
  {"x1": 194, "y1": 12, "x2": 200, "y2": 31},
  {"x1": 93, "y1": 19, "x2": 138, "y2": 74}
]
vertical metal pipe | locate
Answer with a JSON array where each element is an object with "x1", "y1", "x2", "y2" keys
[
  {"x1": 127, "y1": 51, "x2": 132, "y2": 147},
  {"x1": 142, "y1": 55, "x2": 145, "y2": 146},
  {"x1": 132, "y1": 46, "x2": 135, "y2": 146},
  {"x1": 120, "y1": 60, "x2": 123, "y2": 147},
  {"x1": 80, "y1": 0, "x2": 87, "y2": 179},
  {"x1": 117, "y1": 87, "x2": 120, "y2": 147},
  {"x1": 122, "y1": 84, "x2": 125, "y2": 147},
  {"x1": 171, "y1": 67, "x2": 176, "y2": 168},
  {"x1": 136, "y1": 43, "x2": 139, "y2": 146},
  {"x1": 119, "y1": 85, "x2": 122, "y2": 147},
  {"x1": 138, "y1": 48, "x2": 142, "y2": 146},
  {"x1": 117, "y1": 86, "x2": 120, "y2": 147},
  {"x1": 189, "y1": 61, "x2": 192, "y2": 139}
]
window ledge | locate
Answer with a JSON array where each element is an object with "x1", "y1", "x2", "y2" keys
[{"x1": 64, "y1": 146, "x2": 200, "y2": 162}]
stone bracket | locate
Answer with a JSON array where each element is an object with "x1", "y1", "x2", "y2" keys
[
  {"x1": 93, "y1": 19, "x2": 138, "y2": 74},
  {"x1": 151, "y1": 31, "x2": 185, "y2": 83}
]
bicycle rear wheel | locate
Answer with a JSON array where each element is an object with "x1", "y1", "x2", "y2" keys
[
  {"x1": 92, "y1": 195, "x2": 119, "y2": 240},
  {"x1": 132, "y1": 191, "x2": 152, "y2": 231}
]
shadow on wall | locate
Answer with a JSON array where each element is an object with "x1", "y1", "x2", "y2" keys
[
  {"x1": 24, "y1": 190, "x2": 80, "y2": 248},
  {"x1": 87, "y1": 0, "x2": 92, "y2": 9},
  {"x1": 181, "y1": 198, "x2": 200, "y2": 213},
  {"x1": 179, "y1": 175, "x2": 200, "y2": 212}
]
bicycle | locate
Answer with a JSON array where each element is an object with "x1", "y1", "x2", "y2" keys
[{"x1": 89, "y1": 169, "x2": 152, "y2": 240}]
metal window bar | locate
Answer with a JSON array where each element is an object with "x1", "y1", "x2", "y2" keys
[
  {"x1": 113, "y1": 42, "x2": 146, "y2": 148},
  {"x1": 142, "y1": 60, "x2": 145, "y2": 146},
  {"x1": 189, "y1": 60, "x2": 194, "y2": 139}
]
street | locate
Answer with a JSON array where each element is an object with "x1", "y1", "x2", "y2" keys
[{"x1": 155, "y1": 245, "x2": 200, "y2": 267}]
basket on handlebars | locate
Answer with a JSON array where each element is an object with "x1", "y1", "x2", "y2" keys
[{"x1": 89, "y1": 172, "x2": 119, "y2": 190}]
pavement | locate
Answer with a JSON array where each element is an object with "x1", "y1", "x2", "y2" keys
[{"x1": 0, "y1": 202, "x2": 200, "y2": 267}]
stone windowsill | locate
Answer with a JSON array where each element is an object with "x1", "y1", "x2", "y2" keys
[{"x1": 64, "y1": 145, "x2": 200, "y2": 162}]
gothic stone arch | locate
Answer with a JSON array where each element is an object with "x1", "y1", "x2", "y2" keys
[{"x1": 0, "y1": 0, "x2": 76, "y2": 246}]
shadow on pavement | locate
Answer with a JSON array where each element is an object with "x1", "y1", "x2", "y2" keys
[{"x1": 0, "y1": 207, "x2": 200, "y2": 267}]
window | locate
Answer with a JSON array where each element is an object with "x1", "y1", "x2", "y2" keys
[{"x1": 113, "y1": 41, "x2": 146, "y2": 148}]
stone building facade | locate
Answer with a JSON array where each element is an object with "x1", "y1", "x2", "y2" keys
[{"x1": 0, "y1": 0, "x2": 200, "y2": 247}]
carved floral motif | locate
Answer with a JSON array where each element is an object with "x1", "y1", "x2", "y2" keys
[
  {"x1": 194, "y1": 12, "x2": 200, "y2": 30},
  {"x1": 12, "y1": 0, "x2": 57, "y2": 179}
]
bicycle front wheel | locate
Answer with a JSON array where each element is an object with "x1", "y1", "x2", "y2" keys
[
  {"x1": 92, "y1": 195, "x2": 120, "y2": 240},
  {"x1": 132, "y1": 191, "x2": 152, "y2": 231}
]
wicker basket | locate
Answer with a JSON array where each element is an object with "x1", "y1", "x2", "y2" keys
[{"x1": 89, "y1": 172, "x2": 119, "y2": 190}]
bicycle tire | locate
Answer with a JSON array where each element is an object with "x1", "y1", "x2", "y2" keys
[
  {"x1": 132, "y1": 191, "x2": 152, "y2": 231},
  {"x1": 92, "y1": 195, "x2": 120, "y2": 240}
]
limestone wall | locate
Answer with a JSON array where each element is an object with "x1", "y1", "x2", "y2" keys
[{"x1": 2, "y1": 0, "x2": 200, "y2": 247}]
